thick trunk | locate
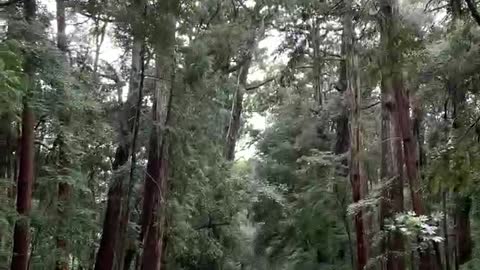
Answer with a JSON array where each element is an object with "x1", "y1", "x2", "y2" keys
[
  {"x1": 380, "y1": 74, "x2": 405, "y2": 270},
  {"x1": 140, "y1": 56, "x2": 174, "y2": 270},
  {"x1": 379, "y1": 1, "x2": 408, "y2": 270},
  {"x1": 139, "y1": 2, "x2": 176, "y2": 268},
  {"x1": 94, "y1": 1, "x2": 145, "y2": 269},
  {"x1": 344, "y1": 1, "x2": 369, "y2": 268},
  {"x1": 11, "y1": 105, "x2": 35, "y2": 270}
]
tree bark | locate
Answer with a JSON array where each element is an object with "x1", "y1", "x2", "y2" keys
[
  {"x1": 94, "y1": 1, "x2": 145, "y2": 269},
  {"x1": 454, "y1": 196, "x2": 472, "y2": 265},
  {"x1": 139, "y1": 1, "x2": 176, "y2": 269},
  {"x1": 334, "y1": 13, "x2": 353, "y2": 270},
  {"x1": 224, "y1": 6, "x2": 265, "y2": 161},
  {"x1": 344, "y1": 0, "x2": 369, "y2": 268},
  {"x1": 11, "y1": 105, "x2": 35, "y2": 270},
  {"x1": 379, "y1": 0, "x2": 432, "y2": 268},
  {"x1": 11, "y1": 1, "x2": 36, "y2": 269}
]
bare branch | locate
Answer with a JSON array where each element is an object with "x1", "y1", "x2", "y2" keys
[
  {"x1": 245, "y1": 76, "x2": 276, "y2": 91},
  {"x1": 361, "y1": 101, "x2": 380, "y2": 110}
]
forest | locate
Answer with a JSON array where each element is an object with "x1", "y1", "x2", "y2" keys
[{"x1": 1, "y1": 0, "x2": 480, "y2": 269}]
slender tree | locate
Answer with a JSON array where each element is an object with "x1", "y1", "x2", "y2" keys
[
  {"x1": 344, "y1": 0, "x2": 369, "y2": 268},
  {"x1": 10, "y1": 0, "x2": 37, "y2": 269},
  {"x1": 224, "y1": 4, "x2": 265, "y2": 161}
]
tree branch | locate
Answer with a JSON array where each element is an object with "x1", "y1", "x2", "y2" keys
[
  {"x1": 0, "y1": 0, "x2": 19, "y2": 7},
  {"x1": 195, "y1": 222, "x2": 231, "y2": 230},
  {"x1": 361, "y1": 101, "x2": 380, "y2": 110},
  {"x1": 245, "y1": 76, "x2": 276, "y2": 91},
  {"x1": 465, "y1": 0, "x2": 480, "y2": 26}
]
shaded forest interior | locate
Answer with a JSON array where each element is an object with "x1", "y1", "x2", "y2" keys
[{"x1": 2, "y1": 0, "x2": 480, "y2": 270}]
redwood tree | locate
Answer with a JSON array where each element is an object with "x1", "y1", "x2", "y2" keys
[
  {"x1": 10, "y1": 0, "x2": 36, "y2": 269},
  {"x1": 139, "y1": 1, "x2": 177, "y2": 269}
]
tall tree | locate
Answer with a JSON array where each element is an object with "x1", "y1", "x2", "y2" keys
[
  {"x1": 379, "y1": 0, "x2": 433, "y2": 269},
  {"x1": 139, "y1": 0, "x2": 177, "y2": 269},
  {"x1": 344, "y1": 0, "x2": 369, "y2": 268},
  {"x1": 11, "y1": 0, "x2": 36, "y2": 269},
  {"x1": 93, "y1": 1, "x2": 146, "y2": 270},
  {"x1": 224, "y1": 3, "x2": 265, "y2": 161},
  {"x1": 378, "y1": 0, "x2": 405, "y2": 269}
]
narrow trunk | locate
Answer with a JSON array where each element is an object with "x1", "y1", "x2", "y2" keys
[
  {"x1": 0, "y1": 114, "x2": 14, "y2": 263},
  {"x1": 334, "y1": 15, "x2": 353, "y2": 269},
  {"x1": 55, "y1": 1, "x2": 71, "y2": 268},
  {"x1": 443, "y1": 192, "x2": 451, "y2": 270},
  {"x1": 11, "y1": 105, "x2": 35, "y2": 270},
  {"x1": 224, "y1": 61, "x2": 250, "y2": 161},
  {"x1": 311, "y1": 18, "x2": 322, "y2": 106},
  {"x1": 224, "y1": 10, "x2": 264, "y2": 161},
  {"x1": 454, "y1": 196, "x2": 472, "y2": 265},
  {"x1": 11, "y1": 1, "x2": 36, "y2": 269},
  {"x1": 115, "y1": 1, "x2": 146, "y2": 268}
]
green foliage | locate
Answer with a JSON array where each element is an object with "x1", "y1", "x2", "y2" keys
[{"x1": 0, "y1": 40, "x2": 24, "y2": 114}]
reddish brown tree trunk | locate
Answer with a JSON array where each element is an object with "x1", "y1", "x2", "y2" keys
[
  {"x1": 11, "y1": 105, "x2": 35, "y2": 270},
  {"x1": 94, "y1": 2, "x2": 145, "y2": 269},
  {"x1": 344, "y1": 0, "x2": 369, "y2": 267},
  {"x1": 139, "y1": 2, "x2": 176, "y2": 267},
  {"x1": 11, "y1": 1, "x2": 36, "y2": 269},
  {"x1": 455, "y1": 196, "x2": 472, "y2": 264},
  {"x1": 140, "y1": 55, "x2": 174, "y2": 270},
  {"x1": 389, "y1": 27, "x2": 434, "y2": 270},
  {"x1": 380, "y1": 77, "x2": 405, "y2": 270},
  {"x1": 94, "y1": 147, "x2": 128, "y2": 270}
]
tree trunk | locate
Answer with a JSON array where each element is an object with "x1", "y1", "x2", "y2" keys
[
  {"x1": 94, "y1": 1, "x2": 145, "y2": 269},
  {"x1": 140, "y1": 56, "x2": 174, "y2": 270},
  {"x1": 455, "y1": 196, "x2": 472, "y2": 265},
  {"x1": 224, "y1": 7, "x2": 264, "y2": 161},
  {"x1": 344, "y1": 0, "x2": 369, "y2": 268},
  {"x1": 334, "y1": 13, "x2": 353, "y2": 270},
  {"x1": 11, "y1": 105, "x2": 35, "y2": 270},
  {"x1": 139, "y1": 1, "x2": 176, "y2": 269},
  {"x1": 224, "y1": 60, "x2": 250, "y2": 161},
  {"x1": 379, "y1": 0, "x2": 432, "y2": 267},
  {"x1": 11, "y1": 1, "x2": 36, "y2": 269},
  {"x1": 311, "y1": 18, "x2": 322, "y2": 106}
]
